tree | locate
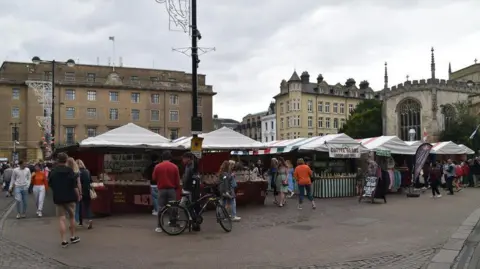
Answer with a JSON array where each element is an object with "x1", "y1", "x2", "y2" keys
[
  {"x1": 440, "y1": 101, "x2": 480, "y2": 150},
  {"x1": 338, "y1": 99, "x2": 383, "y2": 138}
]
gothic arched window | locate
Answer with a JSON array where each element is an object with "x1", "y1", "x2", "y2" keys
[
  {"x1": 442, "y1": 104, "x2": 456, "y2": 130},
  {"x1": 398, "y1": 99, "x2": 421, "y2": 141}
]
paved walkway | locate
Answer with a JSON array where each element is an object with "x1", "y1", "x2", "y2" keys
[{"x1": 2, "y1": 189, "x2": 480, "y2": 268}]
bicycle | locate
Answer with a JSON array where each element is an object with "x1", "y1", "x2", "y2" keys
[{"x1": 158, "y1": 187, "x2": 233, "y2": 236}]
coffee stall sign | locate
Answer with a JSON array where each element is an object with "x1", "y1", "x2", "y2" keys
[
  {"x1": 328, "y1": 144, "x2": 361, "y2": 158},
  {"x1": 363, "y1": 176, "x2": 378, "y2": 197}
]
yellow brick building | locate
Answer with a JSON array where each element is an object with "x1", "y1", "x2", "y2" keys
[{"x1": 274, "y1": 71, "x2": 379, "y2": 140}]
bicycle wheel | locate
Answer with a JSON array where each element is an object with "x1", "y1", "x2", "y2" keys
[
  {"x1": 215, "y1": 203, "x2": 232, "y2": 233},
  {"x1": 159, "y1": 204, "x2": 190, "y2": 236}
]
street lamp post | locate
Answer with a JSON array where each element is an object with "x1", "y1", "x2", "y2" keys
[{"x1": 31, "y1": 57, "x2": 75, "y2": 148}]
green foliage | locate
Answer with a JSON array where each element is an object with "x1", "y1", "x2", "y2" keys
[
  {"x1": 440, "y1": 101, "x2": 480, "y2": 151},
  {"x1": 338, "y1": 99, "x2": 383, "y2": 139}
]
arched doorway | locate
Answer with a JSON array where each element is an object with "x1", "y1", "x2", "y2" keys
[{"x1": 397, "y1": 99, "x2": 421, "y2": 141}]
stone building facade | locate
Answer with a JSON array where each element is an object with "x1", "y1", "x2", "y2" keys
[
  {"x1": 237, "y1": 111, "x2": 267, "y2": 142},
  {"x1": 382, "y1": 48, "x2": 480, "y2": 142},
  {"x1": 261, "y1": 102, "x2": 276, "y2": 142},
  {"x1": 0, "y1": 61, "x2": 215, "y2": 161}
]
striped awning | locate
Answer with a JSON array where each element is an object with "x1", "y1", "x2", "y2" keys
[{"x1": 231, "y1": 137, "x2": 324, "y2": 155}]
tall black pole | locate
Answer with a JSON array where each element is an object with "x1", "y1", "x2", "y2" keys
[
  {"x1": 191, "y1": 0, "x2": 198, "y2": 125},
  {"x1": 51, "y1": 60, "x2": 56, "y2": 148}
]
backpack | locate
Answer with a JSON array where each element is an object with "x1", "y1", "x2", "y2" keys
[{"x1": 218, "y1": 172, "x2": 232, "y2": 198}]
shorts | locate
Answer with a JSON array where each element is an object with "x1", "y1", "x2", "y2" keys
[{"x1": 56, "y1": 202, "x2": 76, "y2": 217}]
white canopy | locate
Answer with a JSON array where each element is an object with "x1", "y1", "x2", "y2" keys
[
  {"x1": 358, "y1": 136, "x2": 416, "y2": 155},
  {"x1": 430, "y1": 141, "x2": 466, "y2": 155},
  {"x1": 171, "y1": 127, "x2": 263, "y2": 149},
  {"x1": 405, "y1": 141, "x2": 422, "y2": 147},
  {"x1": 458, "y1": 144, "x2": 475, "y2": 155},
  {"x1": 80, "y1": 123, "x2": 172, "y2": 148},
  {"x1": 298, "y1": 133, "x2": 368, "y2": 153}
]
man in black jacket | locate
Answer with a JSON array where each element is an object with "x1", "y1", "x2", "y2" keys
[
  {"x1": 181, "y1": 152, "x2": 201, "y2": 231},
  {"x1": 48, "y1": 153, "x2": 81, "y2": 247}
]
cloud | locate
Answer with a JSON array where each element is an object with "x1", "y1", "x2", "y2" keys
[{"x1": 1, "y1": 0, "x2": 479, "y2": 121}]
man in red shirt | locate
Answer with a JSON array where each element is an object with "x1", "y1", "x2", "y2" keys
[{"x1": 153, "y1": 151, "x2": 180, "y2": 233}]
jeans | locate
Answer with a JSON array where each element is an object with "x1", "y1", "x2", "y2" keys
[
  {"x1": 446, "y1": 176, "x2": 454, "y2": 194},
  {"x1": 151, "y1": 185, "x2": 159, "y2": 212},
  {"x1": 78, "y1": 199, "x2": 92, "y2": 225},
  {"x1": 32, "y1": 185, "x2": 46, "y2": 212},
  {"x1": 298, "y1": 184, "x2": 313, "y2": 204},
  {"x1": 431, "y1": 180, "x2": 440, "y2": 196},
  {"x1": 14, "y1": 185, "x2": 28, "y2": 214},
  {"x1": 223, "y1": 198, "x2": 237, "y2": 217},
  {"x1": 75, "y1": 201, "x2": 81, "y2": 223},
  {"x1": 2, "y1": 180, "x2": 9, "y2": 191}
]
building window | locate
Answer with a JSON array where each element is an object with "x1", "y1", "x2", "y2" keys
[
  {"x1": 65, "y1": 107, "x2": 75, "y2": 119},
  {"x1": 333, "y1": 103, "x2": 338, "y2": 113},
  {"x1": 286, "y1": 117, "x2": 290, "y2": 128},
  {"x1": 340, "y1": 118, "x2": 346, "y2": 128},
  {"x1": 280, "y1": 102, "x2": 284, "y2": 114},
  {"x1": 150, "y1": 77, "x2": 160, "y2": 85},
  {"x1": 170, "y1": 94, "x2": 179, "y2": 105},
  {"x1": 150, "y1": 110, "x2": 160, "y2": 121},
  {"x1": 340, "y1": 103, "x2": 345, "y2": 114},
  {"x1": 197, "y1": 97, "x2": 202, "y2": 107},
  {"x1": 86, "y1": 127, "x2": 97, "y2": 137},
  {"x1": 65, "y1": 127, "x2": 75, "y2": 144},
  {"x1": 280, "y1": 118, "x2": 284, "y2": 129},
  {"x1": 131, "y1": 93, "x2": 140, "y2": 103},
  {"x1": 333, "y1": 118, "x2": 339, "y2": 129},
  {"x1": 12, "y1": 88, "x2": 20, "y2": 100},
  {"x1": 11, "y1": 107, "x2": 20, "y2": 118},
  {"x1": 317, "y1": 101, "x2": 323, "y2": 113},
  {"x1": 308, "y1": 132, "x2": 313, "y2": 138},
  {"x1": 295, "y1": 116, "x2": 301, "y2": 127},
  {"x1": 169, "y1": 129, "x2": 179, "y2": 140},
  {"x1": 109, "y1": 108, "x2": 119, "y2": 120},
  {"x1": 169, "y1": 110, "x2": 179, "y2": 122},
  {"x1": 286, "y1": 101, "x2": 290, "y2": 112},
  {"x1": 325, "y1": 102, "x2": 330, "y2": 113},
  {"x1": 398, "y1": 99, "x2": 421, "y2": 141},
  {"x1": 308, "y1": 100, "x2": 313, "y2": 112},
  {"x1": 271, "y1": 135, "x2": 274, "y2": 141},
  {"x1": 151, "y1": 94, "x2": 160, "y2": 104},
  {"x1": 318, "y1": 117, "x2": 323, "y2": 128},
  {"x1": 271, "y1": 121, "x2": 274, "y2": 129},
  {"x1": 150, "y1": 128, "x2": 160, "y2": 133},
  {"x1": 65, "y1": 89, "x2": 76, "y2": 100},
  {"x1": 264, "y1": 122, "x2": 268, "y2": 130},
  {"x1": 130, "y1": 76, "x2": 139, "y2": 84},
  {"x1": 86, "y1": 73, "x2": 96, "y2": 83},
  {"x1": 87, "y1": 108, "x2": 97, "y2": 119},
  {"x1": 64, "y1": 72, "x2": 75, "y2": 82},
  {"x1": 44, "y1": 71, "x2": 52, "y2": 81},
  {"x1": 109, "y1": 91, "x2": 119, "y2": 102},
  {"x1": 308, "y1": 116, "x2": 313, "y2": 128},
  {"x1": 442, "y1": 104, "x2": 456, "y2": 130},
  {"x1": 348, "y1": 104, "x2": 354, "y2": 113},
  {"x1": 11, "y1": 126, "x2": 19, "y2": 141},
  {"x1": 131, "y1": 109, "x2": 140, "y2": 121},
  {"x1": 87, "y1": 90, "x2": 96, "y2": 101},
  {"x1": 326, "y1": 118, "x2": 331, "y2": 128}
]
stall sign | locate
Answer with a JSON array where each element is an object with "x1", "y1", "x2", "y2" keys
[
  {"x1": 375, "y1": 149, "x2": 391, "y2": 157},
  {"x1": 414, "y1": 143, "x2": 433, "y2": 181},
  {"x1": 328, "y1": 144, "x2": 361, "y2": 158},
  {"x1": 113, "y1": 191, "x2": 126, "y2": 203},
  {"x1": 191, "y1": 136, "x2": 204, "y2": 159},
  {"x1": 134, "y1": 194, "x2": 152, "y2": 206},
  {"x1": 363, "y1": 176, "x2": 378, "y2": 197}
]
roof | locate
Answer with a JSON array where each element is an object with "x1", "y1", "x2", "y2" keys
[
  {"x1": 171, "y1": 127, "x2": 263, "y2": 150},
  {"x1": 458, "y1": 144, "x2": 475, "y2": 155},
  {"x1": 431, "y1": 141, "x2": 466, "y2": 155},
  {"x1": 358, "y1": 136, "x2": 416, "y2": 155},
  {"x1": 288, "y1": 71, "x2": 301, "y2": 82}
]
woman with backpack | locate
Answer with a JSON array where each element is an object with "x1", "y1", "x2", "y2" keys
[{"x1": 218, "y1": 161, "x2": 240, "y2": 221}]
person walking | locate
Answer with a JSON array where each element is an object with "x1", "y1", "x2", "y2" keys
[
  {"x1": 9, "y1": 160, "x2": 31, "y2": 219},
  {"x1": 276, "y1": 157, "x2": 289, "y2": 207},
  {"x1": 286, "y1": 160, "x2": 295, "y2": 198},
  {"x1": 48, "y1": 153, "x2": 80, "y2": 247},
  {"x1": 31, "y1": 164, "x2": 48, "y2": 217},
  {"x1": 445, "y1": 159, "x2": 456, "y2": 195},
  {"x1": 153, "y1": 151, "x2": 181, "y2": 233},
  {"x1": 77, "y1": 160, "x2": 93, "y2": 229},
  {"x1": 66, "y1": 158, "x2": 82, "y2": 225},
  {"x1": 2, "y1": 164, "x2": 13, "y2": 197},
  {"x1": 293, "y1": 158, "x2": 316, "y2": 210},
  {"x1": 430, "y1": 162, "x2": 442, "y2": 198}
]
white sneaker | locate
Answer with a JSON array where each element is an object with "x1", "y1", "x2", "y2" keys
[
  {"x1": 16, "y1": 214, "x2": 20, "y2": 219},
  {"x1": 152, "y1": 211, "x2": 158, "y2": 216},
  {"x1": 232, "y1": 216, "x2": 241, "y2": 221},
  {"x1": 436, "y1": 194, "x2": 442, "y2": 198},
  {"x1": 312, "y1": 201, "x2": 316, "y2": 209},
  {"x1": 297, "y1": 204, "x2": 303, "y2": 210},
  {"x1": 38, "y1": 211, "x2": 42, "y2": 217},
  {"x1": 154, "y1": 228, "x2": 162, "y2": 233}
]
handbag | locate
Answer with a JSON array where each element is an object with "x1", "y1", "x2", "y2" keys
[{"x1": 89, "y1": 187, "x2": 97, "y2": 200}]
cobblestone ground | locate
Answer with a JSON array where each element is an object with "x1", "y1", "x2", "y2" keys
[{"x1": 0, "y1": 195, "x2": 88, "y2": 269}]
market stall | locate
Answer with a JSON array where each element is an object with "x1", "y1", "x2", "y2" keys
[
  {"x1": 458, "y1": 144, "x2": 475, "y2": 155},
  {"x1": 165, "y1": 127, "x2": 268, "y2": 206},
  {"x1": 430, "y1": 141, "x2": 466, "y2": 155},
  {"x1": 74, "y1": 123, "x2": 178, "y2": 215}
]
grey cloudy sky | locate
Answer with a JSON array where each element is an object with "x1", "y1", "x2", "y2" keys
[{"x1": 1, "y1": 0, "x2": 480, "y2": 121}]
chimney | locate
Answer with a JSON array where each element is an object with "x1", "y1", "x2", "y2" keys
[
  {"x1": 300, "y1": 71, "x2": 310, "y2": 84},
  {"x1": 213, "y1": 114, "x2": 218, "y2": 119},
  {"x1": 119, "y1": 57, "x2": 123, "y2": 67}
]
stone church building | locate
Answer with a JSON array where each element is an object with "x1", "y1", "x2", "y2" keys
[{"x1": 382, "y1": 48, "x2": 480, "y2": 142}]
